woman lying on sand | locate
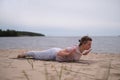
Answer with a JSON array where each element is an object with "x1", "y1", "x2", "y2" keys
[{"x1": 17, "y1": 36, "x2": 92, "y2": 62}]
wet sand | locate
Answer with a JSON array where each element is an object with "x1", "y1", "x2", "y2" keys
[{"x1": 0, "y1": 49, "x2": 120, "y2": 80}]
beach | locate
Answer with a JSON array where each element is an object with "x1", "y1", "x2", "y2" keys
[{"x1": 0, "y1": 49, "x2": 120, "y2": 80}]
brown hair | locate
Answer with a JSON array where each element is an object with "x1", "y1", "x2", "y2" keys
[{"x1": 79, "y1": 36, "x2": 92, "y2": 46}]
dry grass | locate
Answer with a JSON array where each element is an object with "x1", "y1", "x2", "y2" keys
[
  {"x1": 27, "y1": 59, "x2": 34, "y2": 70},
  {"x1": 43, "y1": 62, "x2": 49, "y2": 80},
  {"x1": 22, "y1": 70, "x2": 30, "y2": 80},
  {"x1": 22, "y1": 59, "x2": 111, "y2": 80},
  {"x1": 21, "y1": 58, "x2": 117, "y2": 80},
  {"x1": 105, "y1": 60, "x2": 112, "y2": 80}
]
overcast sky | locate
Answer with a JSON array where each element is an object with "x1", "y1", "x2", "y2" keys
[{"x1": 0, "y1": 0, "x2": 120, "y2": 36}]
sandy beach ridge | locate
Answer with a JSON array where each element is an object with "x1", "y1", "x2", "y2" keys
[{"x1": 0, "y1": 49, "x2": 120, "y2": 80}]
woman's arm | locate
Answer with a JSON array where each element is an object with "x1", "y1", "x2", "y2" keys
[{"x1": 57, "y1": 49, "x2": 75, "y2": 56}]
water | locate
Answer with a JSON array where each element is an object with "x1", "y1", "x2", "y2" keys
[{"x1": 0, "y1": 36, "x2": 120, "y2": 54}]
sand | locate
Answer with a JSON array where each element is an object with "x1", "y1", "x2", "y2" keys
[{"x1": 0, "y1": 49, "x2": 120, "y2": 80}]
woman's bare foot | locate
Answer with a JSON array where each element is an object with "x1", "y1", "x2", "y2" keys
[
  {"x1": 17, "y1": 54, "x2": 26, "y2": 58},
  {"x1": 17, "y1": 50, "x2": 27, "y2": 58}
]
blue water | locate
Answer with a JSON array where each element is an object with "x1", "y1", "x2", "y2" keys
[{"x1": 0, "y1": 36, "x2": 120, "y2": 53}]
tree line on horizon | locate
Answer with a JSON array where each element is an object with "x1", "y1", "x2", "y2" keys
[{"x1": 0, "y1": 29, "x2": 45, "y2": 37}]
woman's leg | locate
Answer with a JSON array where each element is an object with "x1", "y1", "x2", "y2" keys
[
  {"x1": 17, "y1": 51, "x2": 36, "y2": 58},
  {"x1": 17, "y1": 48, "x2": 61, "y2": 60},
  {"x1": 34, "y1": 48, "x2": 61, "y2": 60}
]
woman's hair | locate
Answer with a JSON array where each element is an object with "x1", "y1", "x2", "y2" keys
[{"x1": 79, "y1": 36, "x2": 92, "y2": 46}]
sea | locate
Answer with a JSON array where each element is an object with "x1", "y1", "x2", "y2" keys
[{"x1": 0, "y1": 36, "x2": 120, "y2": 54}]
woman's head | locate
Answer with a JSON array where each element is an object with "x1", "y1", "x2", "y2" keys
[{"x1": 79, "y1": 36, "x2": 92, "y2": 50}]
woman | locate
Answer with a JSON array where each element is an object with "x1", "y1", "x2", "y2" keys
[{"x1": 17, "y1": 36, "x2": 92, "y2": 62}]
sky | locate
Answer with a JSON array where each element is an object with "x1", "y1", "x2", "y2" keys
[{"x1": 0, "y1": 0, "x2": 120, "y2": 36}]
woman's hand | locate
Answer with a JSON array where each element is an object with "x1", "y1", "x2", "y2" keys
[{"x1": 83, "y1": 49, "x2": 92, "y2": 55}]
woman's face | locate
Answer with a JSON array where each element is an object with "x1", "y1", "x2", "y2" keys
[{"x1": 83, "y1": 41, "x2": 92, "y2": 50}]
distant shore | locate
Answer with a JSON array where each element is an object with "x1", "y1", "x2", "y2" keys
[
  {"x1": 0, "y1": 49, "x2": 120, "y2": 80},
  {"x1": 0, "y1": 29, "x2": 45, "y2": 37}
]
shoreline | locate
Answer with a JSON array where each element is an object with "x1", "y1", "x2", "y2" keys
[{"x1": 0, "y1": 49, "x2": 120, "y2": 80}]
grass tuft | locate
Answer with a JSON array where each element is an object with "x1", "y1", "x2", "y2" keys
[
  {"x1": 27, "y1": 59, "x2": 34, "y2": 70},
  {"x1": 22, "y1": 70, "x2": 30, "y2": 80}
]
